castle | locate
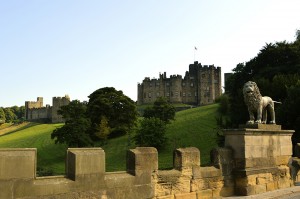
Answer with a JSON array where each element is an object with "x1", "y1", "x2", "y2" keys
[
  {"x1": 137, "y1": 61, "x2": 222, "y2": 105},
  {"x1": 25, "y1": 95, "x2": 70, "y2": 123}
]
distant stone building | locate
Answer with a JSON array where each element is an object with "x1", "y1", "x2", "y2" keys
[
  {"x1": 25, "y1": 95, "x2": 70, "y2": 123},
  {"x1": 137, "y1": 61, "x2": 222, "y2": 105}
]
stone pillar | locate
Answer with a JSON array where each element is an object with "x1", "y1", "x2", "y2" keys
[
  {"x1": 127, "y1": 147, "x2": 158, "y2": 184},
  {"x1": 173, "y1": 147, "x2": 200, "y2": 175},
  {"x1": 224, "y1": 124, "x2": 294, "y2": 195},
  {"x1": 67, "y1": 148, "x2": 105, "y2": 181},
  {"x1": 0, "y1": 148, "x2": 36, "y2": 199}
]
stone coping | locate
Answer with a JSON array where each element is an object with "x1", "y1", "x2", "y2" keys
[
  {"x1": 223, "y1": 129, "x2": 294, "y2": 135},
  {"x1": 233, "y1": 166, "x2": 280, "y2": 177},
  {"x1": 239, "y1": 124, "x2": 282, "y2": 131}
]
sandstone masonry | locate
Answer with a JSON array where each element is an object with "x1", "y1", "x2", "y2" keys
[
  {"x1": 25, "y1": 95, "x2": 70, "y2": 123},
  {"x1": 137, "y1": 61, "x2": 222, "y2": 105}
]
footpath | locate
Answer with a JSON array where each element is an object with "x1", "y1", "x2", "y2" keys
[{"x1": 224, "y1": 184, "x2": 300, "y2": 199}]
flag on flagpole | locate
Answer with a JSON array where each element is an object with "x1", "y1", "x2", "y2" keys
[{"x1": 195, "y1": 46, "x2": 197, "y2": 50}]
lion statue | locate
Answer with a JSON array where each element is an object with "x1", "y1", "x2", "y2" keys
[{"x1": 243, "y1": 81, "x2": 279, "y2": 124}]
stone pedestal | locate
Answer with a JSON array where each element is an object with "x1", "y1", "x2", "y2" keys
[{"x1": 223, "y1": 124, "x2": 294, "y2": 196}]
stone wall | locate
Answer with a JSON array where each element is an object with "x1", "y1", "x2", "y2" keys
[
  {"x1": 0, "y1": 125, "x2": 295, "y2": 199},
  {"x1": 24, "y1": 95, "x2": 70, "y2": 123}
]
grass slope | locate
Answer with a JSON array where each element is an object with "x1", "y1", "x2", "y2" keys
[
  {"x1": 0, "y1": 123, "x2": 67, "y2": 174},
  {"x1": 0, "y1": 103, "x2": 218, "y2": 174}
]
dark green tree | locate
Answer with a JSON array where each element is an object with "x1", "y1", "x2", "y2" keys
[
  {"x1": 279, "y1": 81, "x2": 300, "y2": 155},
  {"x1": 87, "y1": 87, "x2": 138, "y2": 139},
  {"x1": 0, "y1": 107, "x2": 6, "y2": 124},
  {"x1": 4, "y1": 108, "x2": 17, "y2": 123},
  {"x1": 134, "y1": 117, "x2": 167, "y2": 149},
  {"x1": 143, "y1": 97, "x2": 175, "y2": 123},
  {"x1": 51, "y1": 100, "x2": 93, "y2": 147},
  {"x1": 226, "y1": 31, "x2": 300, "y2": 126}
]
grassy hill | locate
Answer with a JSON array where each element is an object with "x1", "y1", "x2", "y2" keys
[{"x1": 0, "y1": 103, "x2": 219, "y2": 175}]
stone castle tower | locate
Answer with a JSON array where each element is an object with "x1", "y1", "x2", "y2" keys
[
  {"x1": 137, "y1": 61, "x2": 221, "y2": 105},
  {"x1": 25, "y1": 95, "x2": 70, "y2": 123}
]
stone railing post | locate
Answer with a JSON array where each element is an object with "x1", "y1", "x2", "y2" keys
[
  {"x1": 127, "y1": 147, "x2": 158, "y2": 184},
  {"x1": 0, "y1": 148, "x2": 36, "y2": 198},
  {"x1": 173, "y1": 147, "x2": 200, "y2": 176},
  {"x1": 66, "y1": 148, "x2": 105, "y2": 181}
]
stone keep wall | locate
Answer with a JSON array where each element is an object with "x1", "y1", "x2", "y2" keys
[{"x1": 137, "y1": 61, "x2": 222, "y2": 106}]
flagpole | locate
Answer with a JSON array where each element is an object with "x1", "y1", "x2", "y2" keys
[{"x1": 194, "y1": 46, "x2": 197, "y2": 62}]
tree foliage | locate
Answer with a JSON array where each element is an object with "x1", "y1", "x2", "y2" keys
[
  {"x1": 134, "y1": 117, "x2": 167, "y2": 149},
  {"x1": 51, "y1": 87, "x2": 138, "y2": 147},
  {"x1": 4, "y1": 108, "x2": 17, "y2": 123},
  {"x1": 0, "y1": 108, "x2": 5, "y2": 124},
  {"x1": 143, "y1": 97, "x2": 175, "y2": 123},
  {"x1": 226, "y1": 32, "x2": 300, "y2": 127},
  {"x1": 87, "y1": 87, "x2": 138, "y2": 139},
  {"x1": 51, "y1": 100, "x2": 93, "y2": 147}
]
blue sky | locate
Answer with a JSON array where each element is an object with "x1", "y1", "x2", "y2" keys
[{"x1": 1, "y1": 0, "x2": 300, "y2": 107}]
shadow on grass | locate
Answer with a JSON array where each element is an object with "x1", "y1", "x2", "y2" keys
[{"x1": 0, "y1": 122, "x2": 40, "y2": 137}]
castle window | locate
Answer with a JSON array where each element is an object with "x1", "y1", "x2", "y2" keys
[
  {"x1": 214, "y1": 80, "x2": 218, "y2": 83},
  {"x1": 166, "y1": 92, "x2": 170, "y2": 97},
  {"x1": 190, "y1": 83, "x2": 194, "y2": 87},
  {"x1": 190, "y1": 77, "x2": 194, "y2": 80},
  {"x1": 175, "y1": 92, "x2": 178, "y2": 96},
  {"x1": 156, "y1": 82, "x2": 160, "y2": 86},
  {"x1": 188, "y1": 93, "x2": 191, "y2": 97},
  {"x1": 183, "y1": 92, "x2": 186, "y2": 97},
  {"x1": 156, "y1": 92, "x2": 160, "y2": 97},
  {"x1": 149, "y1": 83, "x2": 152, "y2": 87},
  {"x1": 182, "y1": 82, "x2": 186, "y2": 87},
  {"x1": 166, "y1": 82, "x2": 170, "y2": 87},
  {"x1": 195, "y1": 92, "x2": 197, "y2": 96},
  {"x1": 148, "y1": 93, "x2": 152, "y2": 98}
]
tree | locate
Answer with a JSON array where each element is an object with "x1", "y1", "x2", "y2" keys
[
  {"x1": 134, "y1": 117, "x2": 167, "y2": 149},
  {"x1": 4, "y1": 108, "x2": 17, "y2": 123},
  {"x1": 226, "y1": 30, "x2": 300, "y2": 126},
  {"x1": 143, "y1": 97, "x2": 175, "y2": 123},
  {"x1": 0, "y1": 108, "x2": 5, "y2": 124},
  {"x1": 87, "y1": 87, "x2": 138, "y2": 139},
  {"x1": 51, "y1": 100, "x2": 93, "y2": 147}
]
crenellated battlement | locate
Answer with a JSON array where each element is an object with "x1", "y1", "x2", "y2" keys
[
  {"x1": 0, "y1": 125, "x2": 296, "y2": 199},
  {"x1": 25, "y1": 95, "x2": 70, "y2": 123},
  {"x1": 137, "y1": 61, "x2": 222, "y2": 105}
]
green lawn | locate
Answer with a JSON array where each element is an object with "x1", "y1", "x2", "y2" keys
[
  {"x1": 0, "y1": 123, "x2": 67, "y2": 174},
  {"x1": 0, "y1": 103, "x2": 219, "y2": 174}
]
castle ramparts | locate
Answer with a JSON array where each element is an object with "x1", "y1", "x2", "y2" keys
[
  {"x1": 0, "y1": 124, "x2": 296, "y2": 199},
  {"x1": 25, "y1": 95, "x2": 70, "y2": 123},
  {"x1": 137, "y1": 61, "x2": 222, "y2": 105}
]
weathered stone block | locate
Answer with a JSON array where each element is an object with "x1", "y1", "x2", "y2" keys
[
  {"x1": 266, "y1": 182, "x2": 276, "y2": 191},
  {"x1": 196, "y1": 189, "x2": 212, "y2": 199},
  {"x1": 157, "y1": 195, "x2": 174, "y2": 199},
  {"x1": 174, "y1": 147, "x2": 200, "y2": 171},
  {"x1": 235, "y1": 185, "x2": 255, "y2": 196},
  {"x1": 0, "y1": 148, "x2": 36, "y2": 180},
  {"x1": 219, "y1": 187, "x2": 235, "y2": 197},
  {"x1": 170, "y1": 177, "x2": 191, "y2": 194},
  {"x1": 255, "y1": 184, "x2": 266, "y2": 194},
  {"x1": 67, "y1": 148, "x2": 105, "y2": 180},
  {"x1": 190, "y1": 179, "x2": 208, "y2": 192},
  {"x1": 174, "y1": 192, "x2": 196, "y2": 199},
  {"x1": 193, "y1": 166, "x2": 222, "y2": 179}
]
